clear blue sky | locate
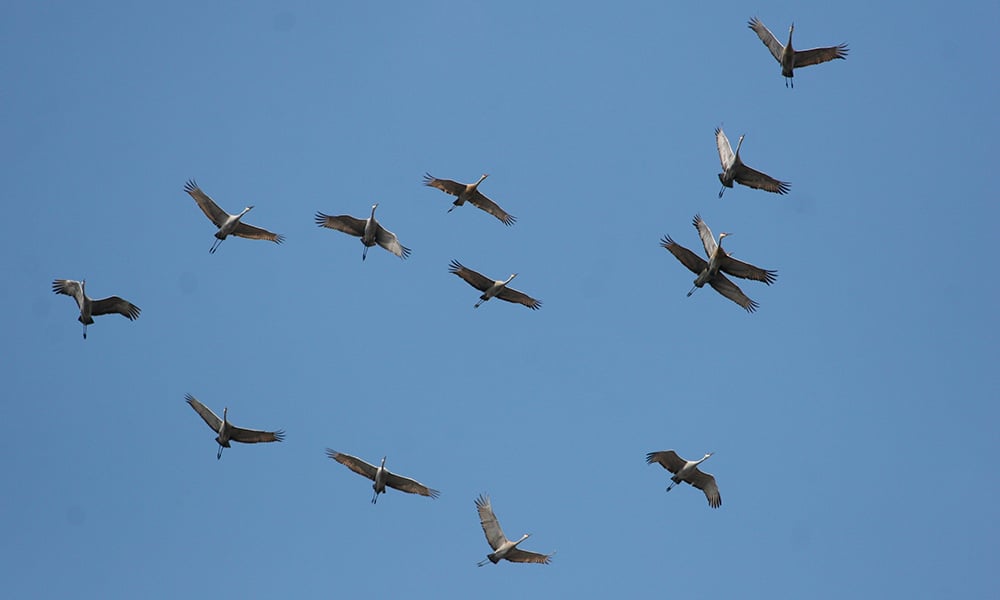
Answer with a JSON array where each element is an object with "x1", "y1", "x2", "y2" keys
[{"x1": 2, "y1": 2, "x2": 997, "y2": 598}]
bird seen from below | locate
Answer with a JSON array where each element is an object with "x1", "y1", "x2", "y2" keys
[
  {"x1": 184, "y1": 179, "x2": 285, "y2": 253},
  {"x1": 646, "y1": 450, "x2": 722, "y2": 508},
  {"x1": 748, "y1": 17, "x2": 848, "y2": 88},
  {"x1": 325, "y1": 450, "x2": 440, "y2": 504},
  {"x1": 661, "y1": 214, "x2": 776, "y2": 313},
  {"x1": 448, "y1": 260, "x2": 541, "y2": 310},
  {"x1": 315, "y1": 203, "x2": 410, "y2": 261},
  {"x1": 52, "y1": 279, "x2": 141, "y2": 339},
  {"x1": 716, "y1": 127, "x2": 790, "y2": 197},
  {"x1": 423, "y1": 173, "x2": 516, "y2": 226},
  {"x1": 475, "y1": 494, "x2": 553, "y2": 566},
  {"x1": 185, "y1": 394, "x2": 285, "y2": 459}
]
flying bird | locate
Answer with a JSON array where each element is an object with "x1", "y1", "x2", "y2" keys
[
  {"x1": 423, "y1": 173, "x2": 516, "y2": 226},
  {"x1": 52, "y1": 279, "x2": 140, "y2": 339},
  {"x1": 315, "y1": 204, "x2": 410, "y2": 261},
  {"x1": 184, "y1": 179, "x2": 285, "y2": 253},
  {"x1": 716, "y1": 127, "x2": 790, "y2": 197},
  {"x1": 748, "y1": 17, "x2": 848, "y2": 88},
  {"x1": 448, "y1": 260, "x2": 541, "y2": 310},
  {"x1": 475, "y1": 494, "x2": 553, "y2": 566},
  {"x1": 661, "y1": 214, "x2": 776, "y2": 313},
  {"x1": 185, "y1": 394, "x2": 285, "y2": 459},
  {"x1": 646, "y1": 450, "x2": 722, "y2": 509},
  {"x1": 325, "y1": 450, "x2": 439, "y2": 503}
]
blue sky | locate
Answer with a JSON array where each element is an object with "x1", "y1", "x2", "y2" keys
[{"x1": 2, "y1": 1, "x2": 998, "y2": 598}]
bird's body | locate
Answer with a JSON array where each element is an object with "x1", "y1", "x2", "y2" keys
[
  {"x1": 184, "y1": 180, "x2": 285, "y2": 253},
  {"x1": 646, "y1": 450, "x2": 722, "y2": 508},
  {"x1": 52, "y1": 279, "x2": 140, "y2": 338},
  {"x1": 748, "y1": 17, "x2": 848, "y2": 88},
  {"x1": 448, "y1": 260, "x2": 541, "y2": 310},
  {"x1": 716, "y1": 128, "x2": 790, "y2": 197},
  {"x1": 315, "y1": 203, "x2": 410, "y2": 260},
  {"x1": 326, "y1": 450, "x2": 439, "y2": 503},
  {"x1": 423, "y1": 173, "x2": 516, "y2": 226},
  {"x1": 661, "y1": 214, "x2": 776, "y2": 313},
  {"x1": 185, "y1": 394, "x2": 285, "y2": 459},
  {"x1": 475, "y1": 494, "x2": 553, "y2": 566}
]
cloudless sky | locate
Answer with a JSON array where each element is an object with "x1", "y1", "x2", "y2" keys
[{"x1": 2, "y1": 1, "x2": 998, "y2": 598}]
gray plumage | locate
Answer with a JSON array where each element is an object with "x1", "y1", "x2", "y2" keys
[
  {"x1": 185, "y1": 394, "x2": 285, "y2": 460},
  {"x1": 475, "y1": 494, "x2": 553, "y2": 566},
  {"x1": 716, "y1": 127, "x2": 790, "y2": 197},
  {"x1": 423, "y1": 173, "x2": 516, "y2": 226},
  {"x1": 448, "y1": 260, "x2": 541, "y2": 310},
  {"x1": 184, "y1": 179, "x2": 285, "y2": 253},
  {"x1": 326, "y1": 450, "x2": 439, "y2": 503},
  {"x1": 52, "y1": 279, "x2": 140, "y2": 339},
  {"x1": 647, "y1": 451, "x2": 722, "y2": 509},
  {"x1": 748, "y1": 17, "x2": 848, "y2": 88},
  {"x1": 315, "y1": 203, "x2": 410, "y2": 260}
]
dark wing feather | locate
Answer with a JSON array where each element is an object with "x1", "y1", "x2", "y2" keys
[
  {"x1": 504, "y1": 548, "x2": 553, "y2": 565},
  {"x1": 661, "y1": 236, "x2": 709, "y2": 276},
  {"x1": 228, "y1": 425, "x2": 284, "y2": 444},
  {"x1": 449, "y1": 260, "x2": 494, "y2": 293},
  {"x1": 646, "y1": 450, "x2": 686, "y2": 475},
  {"x1": 467, "y1": 190, "x2": 516, "y2": 226},
  {"x1": 794, "y1": 44, "x2": 848, "y2": 68},
  {"x1": 748, "y1": 17, "x2": 784, "y2": 62},
  {"x1": 708, "y1": 273, "x2": 759, "y2": 312},
  {"x1": 326, "y1": 450, "x2": 378, "y2": 481},
  {"x1": 687, "y1": 469, "x2": 722, "y2": 508},
  {"x1": 384, "y1": 471, "x2": 440, "y2": 498},
  {"x1": 375, "y1": 224, "x2": 411, "y2": 259},
  {"x1": 90, "y1": 296, "x2": 141, "y2": 320},
  {"x1": 475, "y1": 494, "x2": 508, "y2": 551},
  {"x1": 233, "y1": 222, "x2": 284, "y2": 243},
  {"x1": 495, "y1": 287, "x2": 542, "y2": 310},
  {"x1": 693, "y1": 214, "x2": 718, "y2": 258},
  {"x1": 423, "y1": 174, "x2": 466, "y2": 197},
  {"x1": 720, "y1": 256, "x2": 777, "y2": 285},
  {"x1": 315, "y1": 212, "x2": 366, "y2": 237},
  {"x1": 184, "y1": 180, "x2": 229, "y2": 227},
  {"x1": 185, "y1": 394, "x2": 222, "y2": 434},
  {"x1": 734, "y1": 164, "x2": 790, "y2": 195},
  {"x1": 52, "y1": 279, "x2": 85, "y2": 311}
]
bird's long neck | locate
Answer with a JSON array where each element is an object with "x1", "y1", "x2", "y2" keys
[
  {"x1": 473, "y1": 174, "x2": 488, "y2": 188},
  {"x1": 380, "y1": 457, "x2": 386, "y2": 469},
  {"x1": 222, "y1": 407, "x2": 229, "y2": 424},
  {"x1": 697, "y1": 453, "x2": 712, "y2": 466},
  {"x1": 734, "y1": 135, "x2": 745, "y2": 157},
  {"x1": 787, "y1": 24, "x2": 794, "y2": 48},
  {"x1": 238, "y1": 207, "x2": 253, "y2": 219},
  {"x1": 513, "y1": 533, "x2": 530, "y2": 546},
  {"x1": 503, "y1": 274, "x2": 517, "y2": 286},
  {"x1": 370, "y1": 204, "x2": 378, "y2": 219}
]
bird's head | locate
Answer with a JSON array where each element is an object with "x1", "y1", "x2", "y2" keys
[
  {"x1": 380, "y1": 456, "x2": 387, "y2": 466},
  {"x1": 789, "y1": 23, "x2": 795, "y2": 34},
  {"x1": 719, "y1": 232, "x2": 731, "y2": 240},
  {"x1": 705, "y1": 452, "x2": 714, "y2": 459},
  {"x1": 223, "y1": 407, "x2": 229, "y2": 419},
  {"x1": 242, "y1": 205, "x2": 255, "y2": 214}
]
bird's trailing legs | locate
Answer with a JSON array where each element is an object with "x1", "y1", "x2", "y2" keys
[
  {"x1": 217, "y1": 445, "x2": 224, "y2": 460},
  {"x1": 210, "y1": 238, "x2": 224, "y2": 254}
]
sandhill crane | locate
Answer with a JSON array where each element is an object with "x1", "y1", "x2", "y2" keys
[
  {"x1": 423, "y1": 173, "x2": 516, "y2": 226},
  {"x1": 475, "y1": 494, "x2": 553, "y2": 566},
  {"x1": 448, "y1": 260, "x2": 541, "y2": 310},
  {"x1": 646, "y1": 451, "x2": 722, "y2": 509},
  {"x1": 716, "y1": 127, "x2": 790, "y2": 198},
  {"x1": 183, "y1": 180, "x2": 285, "y2": 253},
  {"x1": 748, "y1": 17, "x2": 848, "y2": 88},
  {"x1": 314, "y1": 203, "x2": 410, "y2": 261},
  {"x1": 52, "y1": 279, "x2": 140, "y2": 339},
  {"x1": 185, "y1": 394, "x2": 285, "y2": 459},
  {"x1": 325, "y1": 450, "x2": 439, "y2": 503},
  {"x1": 661, "y1": 214, "x2": 776, "y2": 313}
]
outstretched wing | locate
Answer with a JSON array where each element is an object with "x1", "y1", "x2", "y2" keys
[
  {"x1": 715, "y1": 128, "x2": 736, "y2": 171},
  {"x1": 184, "y1": 180, "x2": 229, "y2": 227},
  {"x1": 449, "y1": 260, "x2": 494, "y2": 293},
  {"x1": 233, "y1": 222, "x2": 284, "y2": 244},
  {"x1": 52, "y1": 279, "x2": 85, "y2": 311},
  {"x1": 326, "y1": 450, "x2": 378, "y2": 482},
  {"x1": 315, "y1": 212, "x2": 366, "y2": 237},
  {"x1": 646, "y1": 450, "x2": 686, "y2": 475},
  {"x1": 496, "y1": 287, "x2": 542, "y2": 310},
  {"x1": 688, "y1": 468, "x2": 722, "y2": 508},
  {"x1": 692, "y1": 214, "x2": 718, "y2": 258},
  {"x1": 475, "y1": 494, "x2": 509, "y2": 551},
  {"x1": 734, "y1": 164, "x2": 790, "y2": 195},
  {"x1": 384, "y1": 471, "x2": 439, "y2": 498},
  {"x1": 228, "y1": 424, "x2": 284, "y2": 444},
  {"x1": 185, "y1": 394, "x2": 223, "y2": 434},
  {"x1": 748, "y1": 17, "x2": 784, "y2": 62},
  {"x1": 422, "y1": 174, "x2": 466, "y2": 197},
  {"x1": 375, "y1": 224, "x2": 411, "y2": 259},
  {"x1": 90, "y1": 296, "x2": 141, "y2": 320},
  {"x1": 720, "y1": 255, "x2": 777, "y2": 285},
  {"x1": 661, "y1": 236, "x2": 708, "y2": 276},
  {"x1": 708, "y1": 273, "x2": 759, "y2": 312},
  {"x1": 467, "y1": 190, "x2": 516, "y2": 226},
  {"x1": 504, "y1": 548, "x2": 553, "y2": 565},
  {"x1": 794, "y1": 44, "x2": 848, "y2": 68}
]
